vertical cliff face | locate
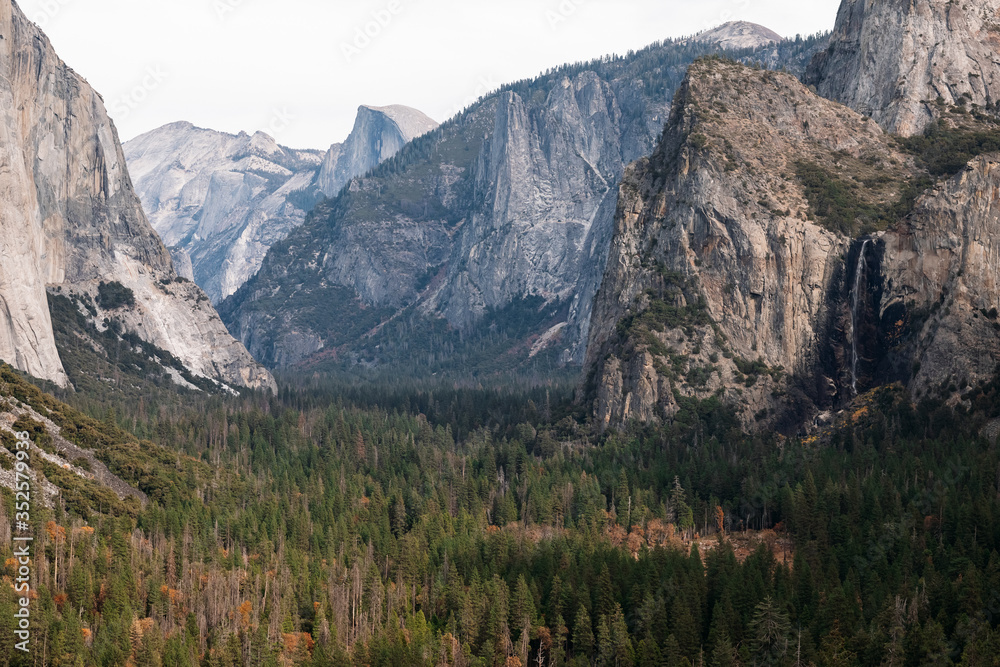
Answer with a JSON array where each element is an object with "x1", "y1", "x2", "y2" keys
[
  {"x1": 317, "y1": 105, "x2": 438, "y2": 198},
  {"x1": 0, "y1": 0, "x2": 274, "y2": 392},
  {"x1": 805, "y1": 0, "x2": 1000, "y2": 136},
  {"x1": 432, "y1": 73, "x2": 647, "y2": 336},
  {"x1": 585, "y1": 59, "x2": 917, "y2": 429},
  {"x1": 880, "y1": 157, "x2": 1000, "y2": 397},
  {"x1": 0, "y1": 2, "x2": 66, "y2": 384}
]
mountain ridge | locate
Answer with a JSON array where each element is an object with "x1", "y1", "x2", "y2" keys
[{"x1": 220, "y1": 31, "x2": 829, "y2": 376}]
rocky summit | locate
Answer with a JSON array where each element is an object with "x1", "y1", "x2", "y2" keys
[
  {"x1": 0, "y1": 0, "x2": 274, "y2": 392},
  {"x1": 694, "y1": 21, "x2": 784, "y2": 50},
  {"x1": 317, "y1": 104, "x2": 439, "y2": 199}
]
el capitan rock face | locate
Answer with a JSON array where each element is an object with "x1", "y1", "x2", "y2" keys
[
  {"x1": 0, "y1": 0, "x2": 274, "y2": 392},
  {"x1": 805, "y1": 0, "x2": 1000, "y2": 136}
]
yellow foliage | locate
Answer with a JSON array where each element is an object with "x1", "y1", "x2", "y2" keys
[
  {"x1": 238, "y1": 600, "x2": 253, "y2": 629},
  {"x1": 45, "y1": 521, "x2": 67, "y2": 543}
]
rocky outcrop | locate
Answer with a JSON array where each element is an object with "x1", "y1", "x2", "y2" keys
[
  {"x1": 585, "y1": 58, "x2": 918, "y2": 429},
  {"x1": 0, "y1": 0, "x2": 274, "y2": 392},
  {"x1": 124, "y1": 122, "x2": 325, "y2": 303},
  {"x1": 170, "y1": 246, "x2": 195, "y2": 281},
  {"x1": 694, "y1": 21, "x2": 784, "y2": 50},
  {"x1": 317, "y1": 105, "x2": 438, "y2": 198},
  {"x1": 880, "y1": 156, "x2": 1000, "y2": 396},
  {"x1": 0, "y1": 396, "x2": 146, "y2": 504},
  {"x1": 222, "y1": 34, "x2": 829, "y2": 371},
  {"x1": 805, "y1": 0, "x2": 1000, "y2": 136}
]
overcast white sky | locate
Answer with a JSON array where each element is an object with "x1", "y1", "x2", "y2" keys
[{"x1": 17, "y1": 0, "x2": 841, "y2": 150}]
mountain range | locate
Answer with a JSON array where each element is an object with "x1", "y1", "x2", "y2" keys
[
  {"x1": 216, "y1": 28, "x2": 828, "y2": 376},
  {"x1": 123, "y1": 105, "x2": 438, "y2": 304},
  {"x1": 2, "y1": 0, "x2": 998, "y2": 439}
]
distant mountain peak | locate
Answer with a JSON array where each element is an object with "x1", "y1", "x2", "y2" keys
[
  {"x1": 694, "y1": 21, "x2": 784, "y2": 50},
  {"x1": 360, "y1": 104, "x2": 439, "y2": 139},
  {"x1": 124, "y1": 123, "x2": 326, "y2": 303},
  {"x1": 317, "y1": 104, "x2": 439, "y2": 198},
  {"x1": 124, "y1": 103, "x2": 437, "y2": 304}
]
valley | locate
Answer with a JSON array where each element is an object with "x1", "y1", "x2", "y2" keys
[{"x1": 0, "y1": 0, "x2": 997, "y2": 665}]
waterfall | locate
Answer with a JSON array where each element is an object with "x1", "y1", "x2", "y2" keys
[{"x1": 849, "y1": 240, "x2": 870, "y2": 396}]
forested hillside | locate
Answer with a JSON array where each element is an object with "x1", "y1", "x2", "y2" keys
[{"x1": 2, "y1": 362, "x2": 999, "y2": 666}]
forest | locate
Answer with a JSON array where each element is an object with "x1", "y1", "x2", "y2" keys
[{"x1": 0, "y1": 358, "x2": 995, "y2": 667}]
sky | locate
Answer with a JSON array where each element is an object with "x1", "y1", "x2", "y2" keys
[{"x1": 17, "y1": 0, "x2": 842, "y2": 150}]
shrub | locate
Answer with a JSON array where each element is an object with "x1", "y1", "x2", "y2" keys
[
  {"x1": 97, "y1": 281, "x2": 136, "y2": 310},
  {"x1": 795, "y1": 161, "x2": 926, "y2": 236},
  {"x1": 899, "y1": 120, "x2": 1000, "y2": 176}
]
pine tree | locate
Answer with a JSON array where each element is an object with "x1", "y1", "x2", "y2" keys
[
  {"x1": 750, "y1": 597, "x2": 791, "y2": 666},
  {"x1": 552, "y1": 613, "x2": 568, "y2": 667},
  {"x1": 573, "y1": 605, "x2": 595, "y2": 662},
  {"x1": 608, "y1": 605, "x2": 634, "y2": 667},
  {"x1": 708, "y1": 634, "x2": 736, "y2": 667}
]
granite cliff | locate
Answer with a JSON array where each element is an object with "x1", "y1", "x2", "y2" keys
[
  {"x1": 587, "y1": 0, "x2": 1000, "y2": 429},
  {"x1": 806, "y1": 0, "x2": 1000, "y2": 136},
  {"x1": 0, "y1": 0, "x2": 274, "y2": 392}
]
